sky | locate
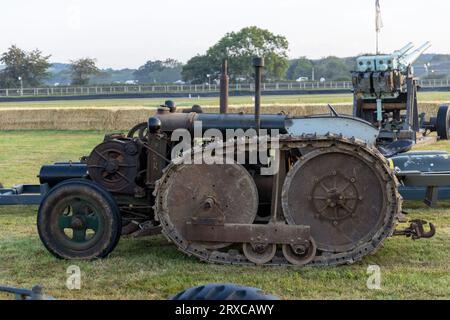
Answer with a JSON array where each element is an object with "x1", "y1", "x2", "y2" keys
[{"x1": 1, "y1": 0, "x2": 449, "y2": 69}]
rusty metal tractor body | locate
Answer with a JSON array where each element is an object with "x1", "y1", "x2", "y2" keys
[{"x1": 1, "y1": 59, "x2": 436, "y2": 266}]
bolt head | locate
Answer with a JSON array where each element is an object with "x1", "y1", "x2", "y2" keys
[{"x1": 71, "y1": 217, "x2": 84, "y2": 230}]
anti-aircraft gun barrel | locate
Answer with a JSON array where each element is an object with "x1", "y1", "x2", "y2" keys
[
  {"x1": 393, "y1": 42, "x2": 414, "y2": 58},
  {"x1": 400, "y1": 41, "x2": 431, "y2": 67}
]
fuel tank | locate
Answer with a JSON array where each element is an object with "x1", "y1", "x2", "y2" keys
[{"x1": 39, "y1": 163, "x2": 88, "y2": 187}]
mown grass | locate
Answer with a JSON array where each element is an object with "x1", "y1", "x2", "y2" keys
[
  {"x1": 0, "y1": 130, "x2": 449, "y2": 300},
  {"x1": 0, "y1": 91, "x2": 450, "y2": 109}
]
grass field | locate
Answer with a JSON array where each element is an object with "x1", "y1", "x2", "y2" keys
[
  {"x1": 0, "y1": 130, "x2": 449, "y2": 300},
  {"x1": 1, "y1": 92, "x2": 450, "y2": 109}
]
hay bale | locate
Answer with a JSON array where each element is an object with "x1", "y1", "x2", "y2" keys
[{"x1": 0, "y1": 103, "x2": 443, "y2": 130}]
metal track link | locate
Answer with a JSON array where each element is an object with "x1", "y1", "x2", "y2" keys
[{"x1": 154, "y1": 134, "x2": 402, "y2": 267}]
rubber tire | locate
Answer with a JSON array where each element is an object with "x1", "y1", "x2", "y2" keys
[
  {"x1": 37, "y1": 179, "x2": 122, "y2": 260},
  {"x1": 171, "y1": 284, "x2": 279, "y2": 300},
  {"x1": 436, "y1": 105, "x2": 450, "y2": 140}
]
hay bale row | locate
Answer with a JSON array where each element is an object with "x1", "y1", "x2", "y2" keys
[{"x1": 0, "y1": 103, "x2": 443, "y2": 130}]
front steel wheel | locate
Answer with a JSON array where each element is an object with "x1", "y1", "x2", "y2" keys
[{"x1": 37, "y1": 179, "x2": 122, "y2": 260}]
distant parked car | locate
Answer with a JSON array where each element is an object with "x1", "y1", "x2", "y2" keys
[
  {"x1": 296, "y1": 77, "x2": 309, "y2": 82},
  {"x1": 174, "y1": 80, "x2": 185, "y2": 85},
  {"x1": 124, "y1": 80, "x2": 138, "y2": 85}
]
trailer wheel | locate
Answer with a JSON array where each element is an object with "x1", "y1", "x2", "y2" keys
[
  {"x1": 436, "y1": 105, "x2": 450, "y2": 140},
  {"x1": 37, "y1": 179, "x2": 121, "y2": 260}
]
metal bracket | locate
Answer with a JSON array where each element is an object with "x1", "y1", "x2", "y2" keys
[
  {"x1": 327, "y1": 104, "x2": 340, "y2": 117},
  {"x1": 191, "y1": 197, "x2": 225, "y2": 225},
  {"x1": 185, "y1": 222, "x2": 310, "y2": 245},
  {"x1": 424, "y1": 186, "x2": 439, "y2": 208}
]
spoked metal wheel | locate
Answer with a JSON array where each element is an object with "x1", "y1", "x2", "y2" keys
[
  {"x1": 87, "y1": 140, "x2": 139, "y2": 193},
  {"x1": 37, "y1": 179, "x2": 122, "y2": 260},
  {"x1": 281, "y1": 140, "x2": 400, "y2": 265},
  {"x1": 127, "y1": 122, "x2": 148, "y2": 142}
]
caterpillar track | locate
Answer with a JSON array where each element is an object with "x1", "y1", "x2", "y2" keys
[{"x1": 154, "y1": 134, "x2": 402, "y2": 267}]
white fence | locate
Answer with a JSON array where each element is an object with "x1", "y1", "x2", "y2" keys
[{"x1": 1, "y1": 79, "x2": 449, "y2": 97}]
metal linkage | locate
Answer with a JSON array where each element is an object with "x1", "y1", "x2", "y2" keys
[
  {"x1": 393, "y1": 219, "x2": 436, "y2": 240},
  {"x1": 0, "y1": 285, "x2": 54, "y2": 300}
]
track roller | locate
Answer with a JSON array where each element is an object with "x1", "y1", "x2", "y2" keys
[
  {"x1": 242, "y1": 243, "x2": 277, "y2": 265},
  {"x1": 282, "y1": 238, "x2": 317, "y2": 266}
]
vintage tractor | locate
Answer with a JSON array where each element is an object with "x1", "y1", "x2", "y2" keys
[{"x1": 1, "y1": 58, "x2": 436, "y2": 266}]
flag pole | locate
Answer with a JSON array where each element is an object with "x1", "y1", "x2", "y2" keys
[
  {"x1": 375, "y1": 0, "x2": 383, "y2": 54},
  {"x1": 376, "y1": 30, "x2": 379, "y2": 54}
]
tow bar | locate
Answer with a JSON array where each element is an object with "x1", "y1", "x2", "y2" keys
[{"x1": 393, "y1": 219, "x2": 436, "y2": 240}]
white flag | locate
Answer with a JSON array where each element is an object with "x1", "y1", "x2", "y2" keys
[{"x1": 375, "y1": 0, "x2": 383, "y2": 32}]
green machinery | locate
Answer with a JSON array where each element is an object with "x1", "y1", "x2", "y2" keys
[
  {"x1": 352, "y1": 42, "x2": 450, "y2": 206},
  {"x1": 352, "y1": 42, "x2": 450, "y2": 148}
]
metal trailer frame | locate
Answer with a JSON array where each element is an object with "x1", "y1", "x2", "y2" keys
[
  {"x1": 0, "y1": 285, "x2": 54, "y2": 300},
  {"x1": 398, "y1": 172, "x2": 450, "y2": 207},
  {"x1": 0, "y1": 184, "x2": 48, "y2": 206}
]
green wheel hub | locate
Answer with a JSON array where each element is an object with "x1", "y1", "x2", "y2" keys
[{"x1": 56, "y1": 197, "x2": 103, "y2": 246}]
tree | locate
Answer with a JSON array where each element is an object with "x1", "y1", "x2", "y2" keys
[
  {"x1": 286, "y1": 57, "x2": 314, "y2": 80},
  {"x1": 182, "y1": 26, "x2": 289, "y2": 83},
  {"x1": 315, "y1": 56, "x2": 351, "y2": 81},
  {"x1": 133, "y1": 59, "x2": 182, "y2": 83},
  {"x1": 431, "y1": 54, "x2": 450, "y2": 64},
  {"x1": 70, "y1": 58, "x2": 100, "y2": 85},
  {"x1": 0, "y1": 45, "x2": 51, "y2": 88},
  {"x1": 181, "y1": 55, "x2": 214, "y2": 84}
]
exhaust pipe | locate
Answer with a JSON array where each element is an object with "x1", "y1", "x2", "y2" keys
[
  {"x1": 219, "y1": 60, "x2": 229, "y2": 114},
  {"x1": 253, "y1": 57, "x2": 264, "y2": 132}
]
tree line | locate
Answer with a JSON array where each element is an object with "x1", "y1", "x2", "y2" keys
[
  {"x1": 0, "y1": 46, "x2": 102, "y2": 88},
  {"x1": 0, "y1": 26, "x2": 409, "y2": 88}
]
